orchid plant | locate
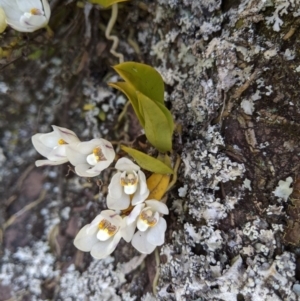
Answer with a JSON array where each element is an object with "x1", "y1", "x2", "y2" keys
[{"x1": 31, "y1": 58, "x2": 177, "y2": 257}]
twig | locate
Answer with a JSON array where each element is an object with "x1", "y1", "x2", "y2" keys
[
  {"x1": 115, "y1": 100, "x2": 130, "y2": 127},
  {"x1": 3, "y1": 190, "x2": 46, "y2": 230}
]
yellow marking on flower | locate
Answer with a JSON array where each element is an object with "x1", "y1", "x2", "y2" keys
[
  {"x1": 93, "y1": 147, "x2": 105, "y2": 162},
  {"x1": 98, "y1": 219, "x2": 117, "y2": 236},
  {"x1": 58, "y1": 139, "x2": 67, "y2": 145},
  {"x1": 140, "y1": 210, "x2": 157, "y2": 227},
  {"x1": 120, "y1": 173, "x2": 138, "y2": 186},
  {"x1": 30, "y1": 8, "x2": 42, "y2": 15}
]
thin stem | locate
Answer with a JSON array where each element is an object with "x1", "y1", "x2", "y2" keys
[{"x1": 105, "y1": 3, "x2": 124, "y2": 63}]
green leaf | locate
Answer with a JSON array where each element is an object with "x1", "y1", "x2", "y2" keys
[
  {"x1": 137, "y1": 92, "x2": 172, "y2": 152},
  {"x1": 113, "y1": 62, "x2": 164, "y2": 105},
  {"x1": 155, "y1": 101, "x2": 175, "y2": 133},
  {"x1": 121, "y1": 146, "x2": 174, "y2": 174},
  {"x1": 89, "y1": 0, "x2": 128, "y2": 8},
  {"x1": 108, "y1": 82, "x2": 145, "y2": 126}
]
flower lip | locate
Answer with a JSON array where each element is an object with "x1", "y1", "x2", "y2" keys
[
  {"x1": 137, "y1": 208, "x2": 160, "y2": 231},
  {"x1": 140, "y1": 209, "x2": 158, "y2": 227},
  {"x1": 120, "y1": 170, "x2": 139, "y2": 194},
  {"x1": 97, "y1": 219, "x2": 119, "y2": 241}
]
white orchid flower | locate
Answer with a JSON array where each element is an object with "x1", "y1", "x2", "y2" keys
[
  {"x1": 0, "y1": 0, "x2": 51, "y2": 33},
  {"x1": 32, "y1": 125, "x2": 80, "y2": 167},
  {"x1": 129, "y1": 200, "x2": 169, "y2": 254},
  {"x1": 66, "y1": 138, "x2": 115, "y2": 177},
  {"x1": 74, "y1": 210, "x2": 135, "y2": 259},
  {"x1": 107, "y1": 158, "x2": 150, "y2": 210}
]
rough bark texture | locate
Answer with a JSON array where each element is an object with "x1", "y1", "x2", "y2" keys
[{"x1": 1, "y1": 0, "x2": 300, "y2": 300}]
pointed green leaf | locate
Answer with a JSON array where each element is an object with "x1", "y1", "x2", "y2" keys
[
  {"x1": 108, "y1": 82, "x2": 145, "y2": 126},
  {"x1": 89, "y1": 0, "x2": 128, "y2": 8},
  {"x1": 155, "y1": 101, "x2": 175, "y2": 133},
  {"x1": 121, "y1": 146, "x2": 174, "y2": 174},
  {"x1": 137, "y1": 92, "x2": 172, "y2": 152},
  {"x1": 113, "y1": 62, "x2": 164, "y2": 105}
]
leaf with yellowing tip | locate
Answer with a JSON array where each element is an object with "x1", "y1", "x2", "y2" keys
[
  {"x1": 146, "y1": 173, "x2": 170, "y2": 201},
  {"x1": 137, "y1": 92, "x2": 172, "y2": 152},
  {"x1": 108, "y1": 81, "x2": 145, "y2": 126},
  {"x1": 121, "y1": 145, "x2": 173, "y2": 174},
  {"x1": 147, "y1": 173, "x2": 163, "y2": 191},
  {"x1": 89, "y1": 0, "x2": 129, "y2": 8},
  {"x1": 113, "y1": 62, "x2": 164, "y2": 105}
]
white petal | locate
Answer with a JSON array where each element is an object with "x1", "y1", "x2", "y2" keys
[
  {"x1": 108, "y1": 173, "x2": 123, "y2": 199},
  {"x1": 147, "y1": 217, "x2": 167, "y2": 246},
  {"x1": 46, "y1": 151, "x2": 65, "y2": 163},
  {"x1": 106, "y1": 193, "x2": 130, "y2": 210},
  {"x1": 20, "y1": 14, "x2": 46, "y2": 28},
  {"x1": 8, "y1": 20, "x2": 34, "y2": 32},
  {"x1": 35, "y1": 158, "x2": 68, "y2": 167},
  {"x1": 115, "y1": 157, "x2": 140, "y2": 171},
  {"x1": 127, "y1": 203, "x2": 145, "y2": 224},
  {"x1": 100, "y1": 210, "x2": 122, "y2": 226},
  {"x1": 145, "y1": 200, "x2": 169, "y2": 215},
  {"x1": 41, "y1": 0, "x2": 50, "y2": 20},
  {"x1": 76, "y1": 140, "x2": 97, "y2": 154},
  {"x1": 66, "y1": 144, "x2": 86, "y2": 166},
  {"x1": 87, "y1": 214, "x2": 104, "y2": 233},
  {"x1": 131, "y1": 231, "x2": 156, "y2": 254},
  {"x1": 74, "y1": 225, "x2": 99, "y2": 252},
  {"x1": 131, "y1": 178, "x2": 149, "y2": 205},
  {"x1": 31, "y1": 133, "x2": 52, "y2": 157},
  {"x1": 137, "y1": 170, "x2": 148, "y2": 194},
  {"x1": 90, "y1": 232, "x2": 121, "y2": 259},
  {"x1": 39, "y1": 131, "x2": 59, "y2": 148},
  {"x1": 1, "y1": 1, "x2": 21, "y2": 22},
  {"x1": 52, "y1": 125, "x2": 80, "y2": 144},
  {"x1": 120, "y1": 218, "x2": 136, "y2": 243},
  {"x1": 100, "y1": 140, "x2": 115, "y2": 162},
  {"x1": 47, "y1": 145, "x2": 67, "y2": 161},
  {"x1": 16, "y1": 0, "x2": 42, "y2": 12},
  {"x1": 87, "y1": 160, "x2": 112, "y2": 173},
  {"x1": 75, "y1": 163, "x2": 98, "y2": 177},
  {"x1": 137, "y1": 218, "x2": 150, "y2": 232}
]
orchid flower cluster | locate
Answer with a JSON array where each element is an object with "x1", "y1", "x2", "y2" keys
[{"x1": 32, "y1": 125, "x2": 169, "y2": 258}]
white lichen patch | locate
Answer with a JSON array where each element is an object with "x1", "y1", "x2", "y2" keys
[
  {"x1": 0, "y1": 241, "x2": 59, "y2": 298},
  {"x1": 273, "y1": 176, "x2": 293, "y2": 201},
  {"x1": 58, "y1": 258, "x2": 131, "y2": 301}
]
